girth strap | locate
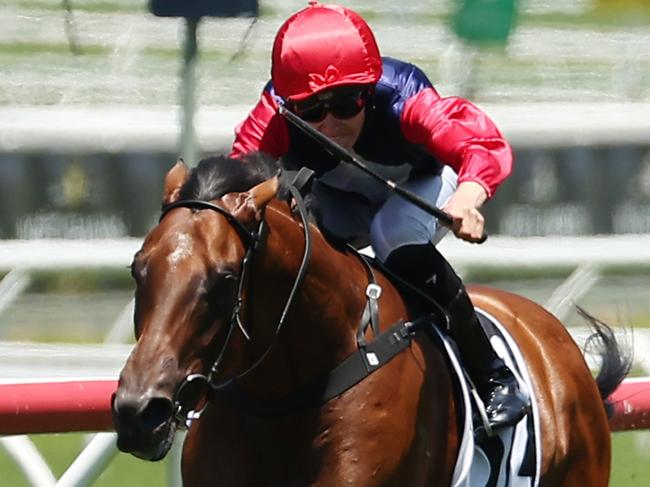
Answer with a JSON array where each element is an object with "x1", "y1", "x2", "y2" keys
[{"x1": 214, "y1": 317, "x2": 428, "y2": 417}]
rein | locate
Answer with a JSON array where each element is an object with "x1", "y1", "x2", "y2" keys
[
  {"x1": 161, "y1": 199, "x2": 257, "y2": 246},
  {"x1": 161, "y1": 183, "x2": 313, "y2": 426},
  {"x1": 160, "y1": 199, "x2": 265, "y2": 342},
  {"x1": 162, "y1": 178, "x2": 425, "y2": 425}
]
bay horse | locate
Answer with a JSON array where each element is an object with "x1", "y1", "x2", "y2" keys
[{"x1": 112, "y1": 153, "x2": 630, "y2": 486}]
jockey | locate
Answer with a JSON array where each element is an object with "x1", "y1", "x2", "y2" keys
[{"x1": 230, "y1": 2, "x2": 529, "y2": 431}]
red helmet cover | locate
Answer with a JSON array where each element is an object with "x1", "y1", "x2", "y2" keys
[{"x1": 271, "y1": 2, "x2": 382, "y2": 101}]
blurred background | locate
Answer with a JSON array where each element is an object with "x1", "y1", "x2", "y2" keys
[{"x1": 0, "y1": 0, "x2": 649, "y2": 485}]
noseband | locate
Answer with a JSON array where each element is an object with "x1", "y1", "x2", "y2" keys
[{"x1": 159, "y1": 183, "x2": 312, "y2": 427}]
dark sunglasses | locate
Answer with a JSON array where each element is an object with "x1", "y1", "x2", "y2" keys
[{"x1": 290, "y1": 86, "x2": 371, "y2": 123}]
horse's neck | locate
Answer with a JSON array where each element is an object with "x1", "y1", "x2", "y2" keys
[
  {"x1": 244, "y1": 203, "x2": 369, "y2": 394},
  {"x1": 261, "y1": 202, "x2": 368, "y2": 345}
]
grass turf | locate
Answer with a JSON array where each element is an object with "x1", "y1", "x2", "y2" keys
[
  {"x1": 0, "y1": 433, "x2": 167, "y2": 486},
  {"x1": 1, "y1": 430, "x2": 649, "y2": 485}
]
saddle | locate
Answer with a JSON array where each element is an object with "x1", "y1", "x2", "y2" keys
[
  {"x1": 359, "y1": 254, "x2": 541, "y2": 486},
  {"x1": 232, "y1": 168, "x2": 541, "y2": 485},
  {"x1": 438, "y1": 310, "x2": 541, "y2": 487}
]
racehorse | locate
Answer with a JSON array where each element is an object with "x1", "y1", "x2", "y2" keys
[{"x1": 112, "y1": 153, "x2": 631, "y2": 486}]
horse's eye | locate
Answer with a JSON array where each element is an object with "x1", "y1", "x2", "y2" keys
[
  {"x1": 217, "y1": 273, "x2": 238, "y2": 293},
  {"x1": 222, "y1": 273, "x2": 238, "y2": 284},
  {"x1": 202, "y1": 272, "x2": 238, "y2": 301}
]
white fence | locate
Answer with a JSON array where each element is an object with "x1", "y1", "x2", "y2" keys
[
  {"x1": 2, "y1": 103, "x2": 650, "y2": 154},
  {"x1": 1, "y1": 236, "x2": 649, "y2": 486},
  {"x1": 2, "y1": 234, "x2": 650, "y2": 270}
]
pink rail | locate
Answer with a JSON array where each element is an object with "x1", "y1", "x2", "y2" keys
[
  {"x1": 0, "y1": 378, "x2": 648, "y2": 435},
  {"x1": 0, "y1": 379, "x2": 117, "y2": 435},
  {"x1": 609, "y1": 378, "x2": 650, "y2": 431}
]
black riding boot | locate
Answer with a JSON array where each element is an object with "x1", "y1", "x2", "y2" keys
[{"x1": 384, "y1": 244, "x2": 530, "y2": 432}]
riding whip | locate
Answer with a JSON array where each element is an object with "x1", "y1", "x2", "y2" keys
[{"x1": 279, "y1": 105, "x2": 488, "y2": 242}]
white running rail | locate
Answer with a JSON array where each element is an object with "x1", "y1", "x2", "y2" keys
[
  {"x1": 2, "y1": 235, "x2": 650, "y2": 270},
  {"x1": 1, "y1": 235, "x2": 649, "y2": 486}
]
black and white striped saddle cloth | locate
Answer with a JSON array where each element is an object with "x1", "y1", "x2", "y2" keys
[{"x1": 432, "y1": 307, "x2": 542, "y2": 487}]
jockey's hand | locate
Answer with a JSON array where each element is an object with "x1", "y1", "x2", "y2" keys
[{"x1": 442, "y1": 181, "x2": 488, "y2": 244}]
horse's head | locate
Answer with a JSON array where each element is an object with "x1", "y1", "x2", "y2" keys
[{"x1": 112, "y1": 155, "x2": 280, "y2": 460}]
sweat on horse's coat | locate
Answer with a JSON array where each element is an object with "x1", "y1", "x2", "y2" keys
[{"x1": 112, "y1": 154, "x2": 631, "y2": 487}]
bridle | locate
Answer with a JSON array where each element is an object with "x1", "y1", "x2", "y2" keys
[
  {"x1": 158, "y1": 182, "x2": 312, "y2": 427},
  {"x1": 157, "y1": 176, "x2": 428, "y2": 426}
]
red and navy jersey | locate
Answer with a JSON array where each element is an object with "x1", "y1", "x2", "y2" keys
[{"x1": 230, "y1": 57, "x2": 512, "y2": 197}]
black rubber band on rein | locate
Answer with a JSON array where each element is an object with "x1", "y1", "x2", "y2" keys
[{"x1": 166, "y1": 181, "x2": 313, "y2": 426}]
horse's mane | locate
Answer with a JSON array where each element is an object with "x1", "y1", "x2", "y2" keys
[
  {"x1": 179, "y1": 151, "x2": 333, "y2": 243},
  {"x1": 179, "y1": 152, "x2": 282, "y2": 201}
]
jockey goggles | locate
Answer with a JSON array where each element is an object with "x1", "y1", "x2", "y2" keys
[{"x1": 288, "y1": 86, "x2": 371, "y2": 123}]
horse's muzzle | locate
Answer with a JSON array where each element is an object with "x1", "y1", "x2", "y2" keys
[{"x1": 111, "y1": 390, "x2": 177, "y2": 461}]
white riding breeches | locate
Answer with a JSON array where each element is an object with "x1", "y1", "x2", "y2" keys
[{"x1": 311, "y1": 164, "x2": 458, "y2": 261}]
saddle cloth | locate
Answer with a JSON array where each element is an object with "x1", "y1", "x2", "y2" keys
[{"x1": 433, "y1": 307, "x2": 542, "y2": 487}]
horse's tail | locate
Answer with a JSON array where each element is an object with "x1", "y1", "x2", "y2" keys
[{"x1": 577, "y1": 306, "x2": 633, "y2": 418}]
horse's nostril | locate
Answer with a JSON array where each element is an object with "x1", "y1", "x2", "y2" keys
[
  {"x1": 113, "y1": 394, "x2": 175, "y2": 457},
  {"x1": 113, "y1": 396, "x2": 140, "y2": 426},
  {"x1": 140, "y1": 397, "x2": 174, "y2": 432}
]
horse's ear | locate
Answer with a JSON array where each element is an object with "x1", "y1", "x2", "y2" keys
[
  {"x1": 225, "y1": 176, "x2": 279, "y2": 224},
  {"x1": 162, "y1": 159, "x2": 190, "y2": 206}
]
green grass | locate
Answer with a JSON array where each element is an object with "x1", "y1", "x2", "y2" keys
[
  {"x1": 0, "y1": 42, "x2": 243, "y2": 62},
  {"x1": 8, "y1": 0, "x2": 650, "y2": 29},
  {"x1": 12, "y1": 0, "x2": 146, "y2": 15},
  {"x1": 4, "y1": 0, "x2": 649, "y2": 106},
  {"x1": 611, "y1": 431, "x2": 650, "y2": 485},
  {"x1": 1, "y1": 430, "x2": 648, "y2": 485},
  {"x1": 0, "y1": 42, "x2": 107, "y2": 56},
  {"x1": 465, "y1": 263, "x2": 650, "y2": 285},
  {"x1": 0, "y1": 433, "x2": 167, "y2": 486},
  {"x1": 27, "y1": 268, "x2": 133, "y2": 293},
  {"x1": 518, "y1": 10, "x2": 650, "y2": 29}
]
